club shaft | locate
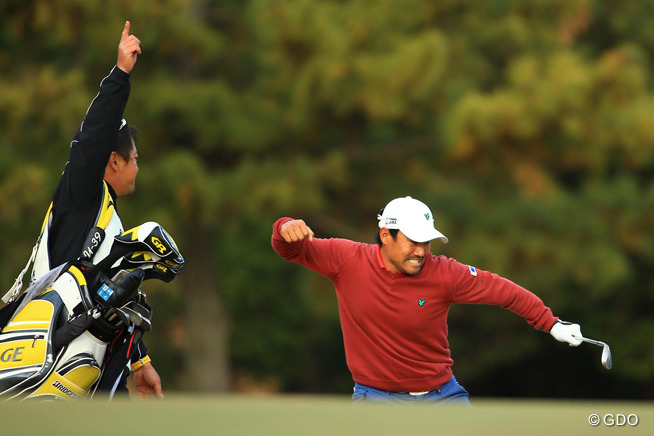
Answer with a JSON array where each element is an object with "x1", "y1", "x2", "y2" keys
[{"x1": 575, "y1": 336, "x2": 607, "y2": 348}]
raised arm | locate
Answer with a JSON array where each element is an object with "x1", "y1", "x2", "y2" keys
[{"x1": 64, "y1": 22, "x2": 141, "y2": 202}]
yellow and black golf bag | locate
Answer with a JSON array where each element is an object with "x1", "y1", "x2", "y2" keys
[{"x1": 0, "y1": 222, "x2": 183, "y2": 400}]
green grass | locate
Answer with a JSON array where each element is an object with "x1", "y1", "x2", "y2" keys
[{"x1": 2, "y1": 394, "x2": 652, "y2": 435}]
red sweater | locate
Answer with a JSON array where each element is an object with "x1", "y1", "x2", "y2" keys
[{"x1": 272, "y1": 218, "x2": 558, "y2": 392}]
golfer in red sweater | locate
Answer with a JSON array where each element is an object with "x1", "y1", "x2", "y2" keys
[{"x1": 272, "y1": 196, "x2": 584, "y2": 404}]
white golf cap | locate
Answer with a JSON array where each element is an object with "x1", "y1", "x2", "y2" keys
[{"x1": 377, "y1": 196, "x2": 448, "y2": 243}]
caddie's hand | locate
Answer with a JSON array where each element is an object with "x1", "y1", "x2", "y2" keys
[
  {"x1": 549, "y1": 320, "x2": 583, "y2": 347},
  {"x1": 280, "y1": 219, "x2": 314, "y2": 242},
  {"x1": 133, "y1": 362, "x2": 164, "y2": 399},
  {"x1": 117, "y1": 21, "x2": 141, "y2": 74}
]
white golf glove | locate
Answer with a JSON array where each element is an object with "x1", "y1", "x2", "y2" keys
[{"x1": 549, "y1": 320, "x2": 583, "y2": 347}]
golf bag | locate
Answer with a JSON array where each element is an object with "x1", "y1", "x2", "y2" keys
[{"x1": 0, "y1": 222, "x2": 184, "y2": 400}]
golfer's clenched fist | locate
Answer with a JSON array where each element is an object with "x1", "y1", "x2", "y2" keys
[{"x1": 280, "y1": 219, "x2": 314, "y2": 242}]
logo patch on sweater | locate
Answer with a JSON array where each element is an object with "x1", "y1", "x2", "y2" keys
[
  {"x1": 468, "y1": 265, "x2": 477, "y2": 277},
  {"x1": 418, "y1": 299, "x2": 426, "y2": 307}
]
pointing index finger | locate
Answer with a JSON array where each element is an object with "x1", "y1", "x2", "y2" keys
[{"x1": 122, "y1": 21, "x2": 131, "y2": 40}]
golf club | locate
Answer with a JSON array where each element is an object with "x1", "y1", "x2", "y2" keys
[{"x1": 574, "y1": 336, "x2": 612, "y2": 370}]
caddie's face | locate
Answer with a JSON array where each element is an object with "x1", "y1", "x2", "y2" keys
[
  {"x1": 108, "y1": 144, "x2": 139, "y2": 197},
  {"x1": 380, "y1": 229, "x2": 430, "y2": 275},
  {"x1": 118, "y1": 145, "x2": 139, "y2": 195}
]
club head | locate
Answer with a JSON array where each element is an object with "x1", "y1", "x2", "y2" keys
[
  {"x1": 576, "y1": 336, "x2": 612, "y2": 370},
  {"x1": 122, "y1": 306, "x2": 144, "y2": 328},
  {"x1": 139, "y1": 317, "x2": 152, "y2": 332},
  {"x1": 601, "y1": 344, "x2": 612, "y2": 370},
  {"x1": 106, "y1": 308, "x2": 130, "y2": 326}
]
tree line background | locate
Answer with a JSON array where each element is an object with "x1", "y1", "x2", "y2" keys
[{"x1": 2, "y1": 0, "x2": 654, "y2": 399}]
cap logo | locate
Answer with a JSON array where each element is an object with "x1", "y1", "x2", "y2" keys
[{"x1": 424, "y1": 213, "x2": 430, "y2": 220}]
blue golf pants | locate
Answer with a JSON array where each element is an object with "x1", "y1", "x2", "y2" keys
[{"x1": 352, "y1": 375, "x2": 470, "y2": 405}]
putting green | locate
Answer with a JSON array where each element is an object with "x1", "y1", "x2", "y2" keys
[{"x1": 2, "y1": 394, "x2": 652, "y2": 435}]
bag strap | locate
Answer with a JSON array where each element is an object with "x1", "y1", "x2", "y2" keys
[{"x1": 2, "y1": 203, "x2": 53, "y2": 304}]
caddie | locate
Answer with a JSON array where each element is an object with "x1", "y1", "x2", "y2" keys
[{"x1": 2, "y1": 21, "x2": 161, "y2": 399}]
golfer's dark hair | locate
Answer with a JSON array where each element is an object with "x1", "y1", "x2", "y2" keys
[
  {"x1": 375, "y1": 228, "x2": 399, "y2": 246},
  {"x1": 73, "y1": 121, "x2": 137, "y2": 162}
]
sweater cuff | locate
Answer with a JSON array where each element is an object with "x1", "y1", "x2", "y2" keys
[
  {"x1": 543, "y1": 317, "x2": 559, "y2": 332},
  {"x1": 110, "y1": 65, "x2": 131, "y2": 80},
  {"x1": 273, "y1": 217, "x2": 295, "y2": 238}
]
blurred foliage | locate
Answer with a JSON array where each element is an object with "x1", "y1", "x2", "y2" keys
[{"x1": 2, "y1": 0, "x2": 654, "y2": 399}]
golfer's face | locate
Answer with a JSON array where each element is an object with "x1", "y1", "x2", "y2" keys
[{"x1": 382, "y1": 230, "x2": 430, "y2": 275}]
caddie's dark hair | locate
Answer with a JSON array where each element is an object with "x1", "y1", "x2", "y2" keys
[
  {"x1": 73, "y1": 120, "x2": 138, "y2": 162},
  {"x1": 375, "y1": 228, "x2": 399, "y2": 246},
  {"x1": 116, "y1": 122, "x2": 138, "y2": 161}
]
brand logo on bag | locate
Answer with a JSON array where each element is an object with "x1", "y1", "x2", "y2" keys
[
  {"x1": 52, "y1": 380, "x2": 81, "y2": 399},
  {"x1": 151, "y1": 237, "x2": 167, "y2": 255},
  {"x1": 97, "y1": 284, "x2": 114, "y2": 302},
  {"x1": 165, "y1": 259, "x2": 182, "y2": 268},
  {"x1": 0, "y1": 347, "x2": 24, "y2": 362}
]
